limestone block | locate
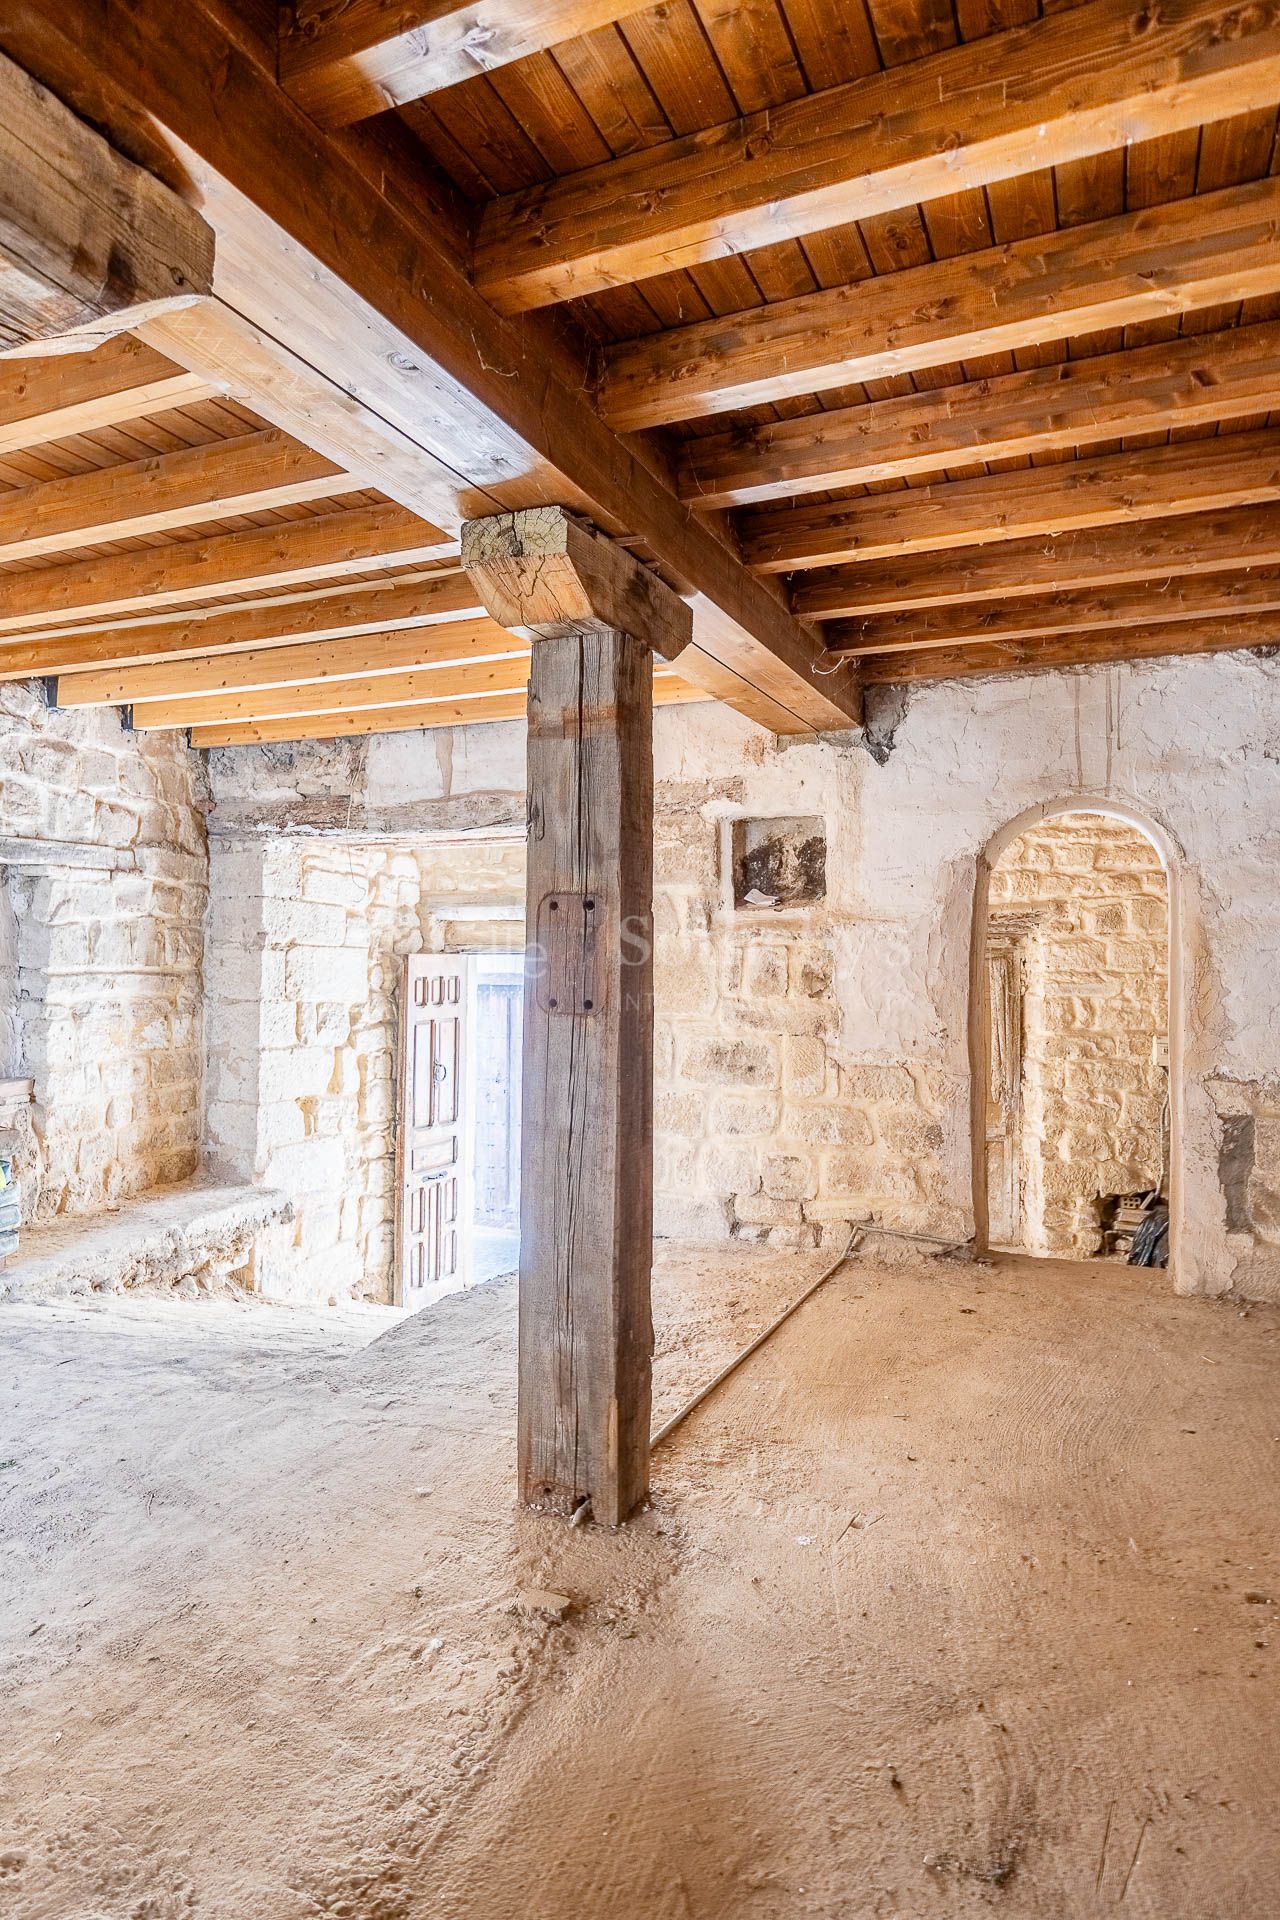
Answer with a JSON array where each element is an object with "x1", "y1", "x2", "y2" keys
[
  {"x1": 784, "y1": 1103, "x2": 875, "y2": 1148},
  {"x1": 654, "y1": 945, "x2": 718, "y2": 1014},
  {"x1": 653, "y1": 823, "x2": 717, "y2": 887},
  {"x1": 875, "y1": 1111, "x2": 944, "y2": 1157},
  {"x1": 735, "y1": 1193, "x2": 805, "y2": 1225},
  {"x1": 92, "y1": 798, "x2": 142, "y2": 849},
  {"x1": 725, "y1": 999, "x2": 830, "y2": 1040},
  {"x1": 792, "y1": 948, "x2": 833, "y2": 999},
  {"x1": 655, "y1": 1193, "x2": 733, "y2": 1241},
  {"x1": 655, "y1": 1090, "x2": 707, "y2": 1135},
  {"x1": 838, "y1": 1062, "x2": 916, "y2": 1103},
  {"x1": 783, "y1": 1035, "x2": 830, "y2": 1097},
  {"x1": 680, "y1": 1035, "x2": 779, "y2": 1089},
  {"x1": 820, "y1": 1149, "x2": 876, "y2": 1194},
  {"x1": 255, "y1": 1099, "x2": 310, "y2": 1154},
  {"x1": 283, "y1": 944, "x2": 371, "y2": 1004},
  {"x1": 743, "y1": 944, "x2": 788, "y2": 998},
  {"x1": 762, "y1": 1152, "x2": 817, "y2": 1201},
  {"x1": 302, "y1": 865, "x2": 370, "y2": 909},
  {"x1": 262, "y1": 1137, "x2": 348, "y2": 1195},
  {"x1": 701, "y1": 1144, "x2": 761, "y2": 1196},
  {"x1": 710, "y1": 1093, "x2": 780, "y2": 1138}
]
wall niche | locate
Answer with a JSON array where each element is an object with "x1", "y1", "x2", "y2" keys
[{"x1": 728, "y1": 815, "x2": 826, "y2": 912}]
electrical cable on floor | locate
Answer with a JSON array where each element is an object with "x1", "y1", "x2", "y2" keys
[
  {"x1": 649, "y1": 1215, "x2": 981, "y2": 1453},
  {"x1": 650, "y1": 1222, "x2": 864, "y2": 1451}
]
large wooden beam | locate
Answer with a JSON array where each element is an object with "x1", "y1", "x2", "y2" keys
[
  {"x1": 791, "y1": 505, "x2": 1280, "y2": 618},
  {"x1": 603, "y1": 176, "x2": 1280, "y2": 429},
  {"x1": 0, "y1": 503, "x2": 455, "y2": 636},
  {"x1": 681, "y1": 323, "x2": 1280, "y2": 510},
  {"x1": 129, "y1": 653, "x2": 530, "y2": 728},
  {"x1": 51, "y1": 620, "x2": 520, "y2": 703},
  {"x1": 279, "y1": 0, "x2": 656, "y2": 126},
  {"x1": 858, "y1": 617, "x2": 1280, "y2": 685},
  {"x1": 0, "y1": 48, "x2": 212, "y2": 352},
  {"x1": 743, "y1": 431, "x2": 1280, "y2": 573},
  {"x1": 0, "y1": 429, "x2": 344, "y2": 565},
  {"x1": 477, "y1": 0, "x2": 1280, "y2": 314},
  {"x1": 825, "y1": 569, "x2": 1280, "y2": 657},
  {"x1": 463, "y1": 507, "x2": 662, "y2": 1525},
  {"x1": 0, "y1": 3, "x2": 858, "y2": 734},
  {"x1": 0, "y1": 337, "x2": 211, "y2": 454}
]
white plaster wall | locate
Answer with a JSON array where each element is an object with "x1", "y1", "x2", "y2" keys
[{"x1": 206, "y1": 649, "x2": 1280, "y2": 1302}]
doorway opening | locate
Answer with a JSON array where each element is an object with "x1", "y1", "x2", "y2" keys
[
  {"x1": 396, "y1": 951, "x2": 522, "y2": 1311},
  {"x1": 980, "y1": 810, "x2": 1171, "y2": 1263}
]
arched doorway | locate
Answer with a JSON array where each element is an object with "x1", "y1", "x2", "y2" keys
[{"x1": 972, "y1": 805, "x2": 1177, "y2": 1269}]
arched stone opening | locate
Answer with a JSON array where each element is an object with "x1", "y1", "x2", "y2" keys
[{"x1": 970, "y1": 800, "x2": 1182, "y2": 1276}]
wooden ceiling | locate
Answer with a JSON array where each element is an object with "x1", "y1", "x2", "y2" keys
[
  {"x1": 5, "y1": 0, "x2": 1280, "y2": 740},
  {"x1": 0, "y1": 338, "x2": 707, "y2": 742}
]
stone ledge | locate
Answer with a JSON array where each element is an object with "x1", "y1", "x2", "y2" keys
[{"x1": 0, "y1": 1181, "x2": 292, "y2": 1302}]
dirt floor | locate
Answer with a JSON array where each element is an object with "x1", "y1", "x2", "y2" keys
[{"x1": 1, "y1": 1244, "x2": 1278, "y2": 1919}]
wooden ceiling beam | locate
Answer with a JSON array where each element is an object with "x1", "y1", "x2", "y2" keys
[
  {"x1": 744, "y1": 431, "x2": 1280, "y2": 572},
  {"x1": 187, "y1": 672, "x2": 706, "y2": 746},
  {"x1": 278, "y1": 0, "x2": 657, "y2": 127},
  {"x1": 681, "y1": 322, "x2": 1280, "y2": 510},
  {"x1": 0, "y1": 336, "x2": 211, "y2": 454},
  {"x1": 0, "y1": 429, "x2": 345, "y2": 566},
  {"x1": 0, "y1": 503, "x2": 455, "y2": 637},
  {"x1": 0, "y1": 6, "x2": 857, "y2": 734},
  {"x1": 189, "y1": 695, "x2": 529, "y2": 744},
  {"x1": 858, "y1": 618, "x2": 1280, "y2": 685},
  {"x1": 11, "y1": 569, "x2": 482, "y2": 675},
  {"x1": 0, "y1": 48, "x2": 212, "y2": 353},
  {"x1": 824, "y1": 569, "x2": 1280, "y2": 656},
  {"x1": 603, "y1": 176, "x2": 1280, "y2": 429},
  {"x1": 477, "y1": 0, "x2": 1280, "y2": 315},
  {"x1": 131, "y1": 654, "x2": 533, "y2": 727},
  {"x1": 791, "y1": 505, "x2": 1280, "y2": 617},
  {"x1": 55, "y1": 619, "x2": 521, "y2": 704},
  {"x1": 190, "y1": 691, "x2": 533, "y2": 744}
]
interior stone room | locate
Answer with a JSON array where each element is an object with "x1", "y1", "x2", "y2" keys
[{"x1": 4, "y1": 1, "x2": 1280, "y2": 1911}]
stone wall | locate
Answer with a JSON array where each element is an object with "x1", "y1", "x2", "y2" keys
[
  {"x1": 0, "y1": 682, "x2": 207, "y2": 1223},
  {"x1": 651, "y1": 771, "x2": 944, "y2": 1250},
  {"x1": 203, "y1": 833, "x2": 522, "y2": 1302},
  {"x1": 989, "y1": 814, "x2": 1169, "y2": 1255},
  {"x1": 206, "y1": 648, "x2": 1280, "y2": 1303}
]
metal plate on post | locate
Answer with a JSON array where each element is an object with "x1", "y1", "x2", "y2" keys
[{"x1": 534, "y1": 891, "x2": 600, "y2": 1016}]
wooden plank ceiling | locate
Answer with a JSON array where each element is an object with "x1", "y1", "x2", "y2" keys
[
  {"x1": 6, "y1": 0, "x2": 1280, "y2": 738},
  {"x1": 0, "y1": 338, "x2": 710, "y2": 742}
]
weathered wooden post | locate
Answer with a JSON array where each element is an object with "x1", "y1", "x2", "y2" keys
[{"x1": 462, "y1": 508, "x2": 691, "y2": 1525}]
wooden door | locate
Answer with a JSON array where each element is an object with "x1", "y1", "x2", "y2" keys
[
  {"x1": 398, "y1": 955, "x2": 472, "y2": 1309},
  {"x1": 986, "y1": 940, "x2": 1024, "y2": 1247}
]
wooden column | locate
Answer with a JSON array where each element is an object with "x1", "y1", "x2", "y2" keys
[{"x1": 462, "y1": 509, "x2": 692, "y2": 1526}]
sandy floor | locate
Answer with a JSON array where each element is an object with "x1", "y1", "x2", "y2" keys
[{"x1": 1, "y1": 1245, "x2": 1277, "y2": 1919}]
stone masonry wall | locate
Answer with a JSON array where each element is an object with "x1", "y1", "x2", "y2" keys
[
  {"x1": 652, "y1": 778, "x2": 945, "y2": 1251},
  {"x1": 990, "y1": 814, "x2": 1169, "y2": 1255},
  {"x1": 206, "y1": 650, "x2": 1280, "y2": 1304},
  {"x1": 0, "y1": 682, "x2": 207, "y2": 1223},
  {"x1": 204, "y1": 834, "x2": 522, "y2": 1302}
]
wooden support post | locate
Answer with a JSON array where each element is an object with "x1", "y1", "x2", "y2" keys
[{"x1": 462, "y1": 509, "x2": 691, "y2": 1526}]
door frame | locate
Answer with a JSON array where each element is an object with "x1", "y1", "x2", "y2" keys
[{"x1": 968, "y1": 797, "x2": 1185, "y2": 1282}]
